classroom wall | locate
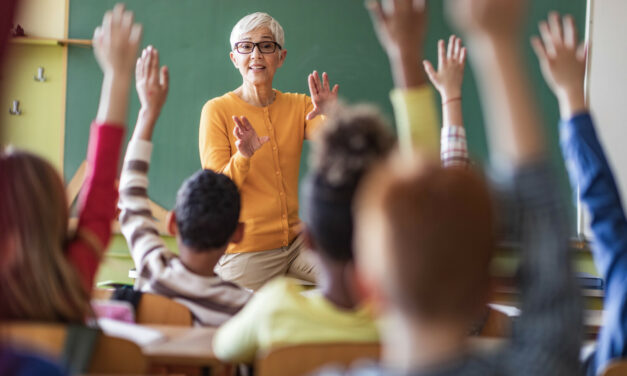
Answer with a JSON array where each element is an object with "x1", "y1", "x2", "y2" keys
[{"x1": 584, "y1": 0, "x2": 627, "y2": 237}]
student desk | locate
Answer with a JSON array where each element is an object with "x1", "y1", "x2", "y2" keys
[{"x1": 141, "y1": 325, "x2": 219, "y2": 367}]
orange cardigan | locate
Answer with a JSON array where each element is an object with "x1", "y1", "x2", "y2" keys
[{"x1": 199, "y1": 90, "x2": 322, "y2": 254}]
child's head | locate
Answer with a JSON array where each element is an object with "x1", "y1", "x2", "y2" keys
[
  {"x1": 0, "y1": 149, "x2": 90, "y2": 321},
  {"x1": 171, "y1": 169, "x2": 241, "y2": 251},
  {"x1": 355, "y1": 156, "x2": 495, "y2": 324},
  {"x1": 303, "y1": 104, "x2": 394, "y2": 262}
]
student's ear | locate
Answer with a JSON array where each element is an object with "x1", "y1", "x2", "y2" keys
[
  {"x1": 229, "y1": 51, "x2": 238, "y2": 68},
  {"x1": 166, "y1": 211, "x2": 177, "y2": 236},
  {"x1": 277, "y1": 49, "x2": 287, "y2": 68},
  {"x1": 229, "y1": 222, "x2": 245, "y2": 244}
]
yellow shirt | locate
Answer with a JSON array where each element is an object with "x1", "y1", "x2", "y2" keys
[
  {"x1": 390, "y1": 86, "x2": 440, "y2": 157},
  {"x1": 199, "y1": 91, "x2": 323, "y2": 254},
  {"x1": 212, "y1": 278, "x2": 379, "y2": 363}
]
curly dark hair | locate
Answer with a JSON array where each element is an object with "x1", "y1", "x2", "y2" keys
[
  {"x1": 174, "y1": 169, "x2": 240, "y2": 250},
  {"x1": 303, "y1": 103, "x2": 394, "y2": 262}
]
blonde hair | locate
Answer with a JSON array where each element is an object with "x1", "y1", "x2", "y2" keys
[
  {"x1": 229, "y1": 12, "x2": 285, "y2": 49},
  {"x1": 0, "y1": 149, "x2": 91, "y2": 322}
]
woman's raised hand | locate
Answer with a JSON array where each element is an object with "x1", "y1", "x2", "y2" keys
[
  {"x1": 423, "y1": 35, "x2": 467, "y2": 101},
  {"x1": 306, "y1": 71, "x2": 339, "y2": 120},
  {"x1": 233, "y1": 116, "x2": 270, "y2": 158}
]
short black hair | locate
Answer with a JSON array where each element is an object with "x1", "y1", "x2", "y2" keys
[
  {"x1": 303, "y1": 103, "x2": 394, "y2": 262},
  {"x1": 174, "y1": 169, "x2": 240, "y2": 250}
]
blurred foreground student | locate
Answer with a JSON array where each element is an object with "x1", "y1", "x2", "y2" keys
[
  {"x1": 320, "y1": 0, "x2": 582, "y2": 375},
  {"x1": 531, "y1": 12, "x2": 627, "y2": 376},
  {"x1": 118, "y1": 46, "x2": 251, "y2": 327},
  {"x1": 212, "y1": 103, "x2": 391, "y2": 364},
  {"x1": 0, "y1": 4, "x2": 141, "y2": 322}
]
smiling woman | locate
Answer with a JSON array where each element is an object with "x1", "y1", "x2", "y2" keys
[{"x1": 198, "y1": 12, "x2": 339, "y2": 291}]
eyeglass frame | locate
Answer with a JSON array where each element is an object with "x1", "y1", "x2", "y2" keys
[{"x1": 233, "y1": 41, "x2": 283, "y2": 54}]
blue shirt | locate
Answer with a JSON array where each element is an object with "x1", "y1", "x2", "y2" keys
[
  {"x1": 0, "y1": 347, "x2": 66, "y2": 376},
  {"x1": 560, "y1": 113, "x2": 627, "y2": 376}
]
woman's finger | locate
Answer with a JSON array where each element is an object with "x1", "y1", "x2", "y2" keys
[{"x1": 322, "y1": 72, "x2": 331, "y2": 93}]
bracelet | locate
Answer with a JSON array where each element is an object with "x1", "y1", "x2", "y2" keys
[{"x1": 443, "y1": 97, "x2": 462, "y2": 106}]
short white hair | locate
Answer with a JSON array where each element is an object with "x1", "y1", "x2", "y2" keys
[{"x1": 229, "y1": 12, "x2": 285, "y2": 50}]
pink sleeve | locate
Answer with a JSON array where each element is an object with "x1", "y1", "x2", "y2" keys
[{"x1": 66, "y1": 122, "x2": 125, "y2": 292}]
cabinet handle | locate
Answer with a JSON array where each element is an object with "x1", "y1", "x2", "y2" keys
[
  {"x1": 34, "y1": 66, "x2": 46, "y2": 82},
  {"x1": 9, "y1": 100, "x2": 21, "y2": 115}
]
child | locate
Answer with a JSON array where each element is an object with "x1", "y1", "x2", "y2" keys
[
  {"x1": 531, "y1": 12, "x2": 626, "y2": 376},
  {"x1": 320, "y1": 0, "x2": 582, "y2": 375},
  {"x1": 0, "y1": 4, "x2": 141, "y2": 322},
  {"x1": 212, "y1": 104, "x2": 393, "y2": 364},
  {"x1": 423, "y1": 35, "x2": 470, "y2": 168},
  {"x1": 118, "y1": 46, "x2": 251, "y2": 327}
]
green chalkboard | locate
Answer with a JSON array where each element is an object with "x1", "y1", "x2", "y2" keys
[{"x1": 65, "y1": 0, "x2": 586, "y2": 218}]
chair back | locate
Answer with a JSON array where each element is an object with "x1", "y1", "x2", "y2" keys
[
  {"x1": 0, "y1": 322, "x2": 148, "y2": 374},
  {"x1": 92, "y1": 289, "x2": 193, "y2": 326},
  {"x1": 256, "y1": 342, "x2": 380, "y2": 376},
  {"x1": 602, "y1": 360, "x2": 627, "y2": 376},
  {"x1": 136, "y1": 293, "x2": 193, "y2": 326}
]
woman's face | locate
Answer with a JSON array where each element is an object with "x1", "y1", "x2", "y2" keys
[{"x1": 229, "y1": 27, "x2": 286, "y2": 87}]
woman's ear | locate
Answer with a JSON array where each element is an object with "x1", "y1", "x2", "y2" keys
[
  {"x1": 277, "y1": 49, "x2": 287, "y2": 68},
  {"x1": 166, "y1": 211, "x2": 177, "y2": 236},
  {"x1": 229, "y1": 51, "x2": 238, "y2": 68}
]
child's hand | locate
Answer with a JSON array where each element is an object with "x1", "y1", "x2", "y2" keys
[
  {"x1": 92, "y1": 4, "x2": 142, "y2": 77},
  {"x1": 366, "y1": 0, "x2": 428, "y2": 59},
  {"x1": 423, "y1": 36, "x2": 466, "y2": 101},
  {"x1": 531, "y1": 13, "x2": 586, "y2": 103},
  {"x1": 136, "y1": 46, "x2": 169, "y2": 119},
  {"x1": 445, "y1": 0, "x2": 527, "y2": 40}
]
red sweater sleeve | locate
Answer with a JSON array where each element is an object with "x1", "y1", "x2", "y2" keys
[{"x1": 66, "y1": 122, "x2": 124, "y2": 292}]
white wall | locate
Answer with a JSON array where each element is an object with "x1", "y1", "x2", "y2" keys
[{"x1": 582, "y1": 0, "x2": 627, "y2": 237}]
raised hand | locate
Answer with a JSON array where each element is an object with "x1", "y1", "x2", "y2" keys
[
  {"x1": 306, "y1": 71, "x2": 339, "y2": 120},
  {"x1": 531, "y1": 12, "x2": 587, "y2": 117},
  {"x1": 233, "y1": 116, "x2": 270, "y2": 158},
  {"x1": 93, "y1": 3, "x2": 142, "y2": 125},
  {"x1": 423, "y1": 35, "x2": 467, "y2": 101},
  {"x1": 136, "y1": 46, "x2": 169, "y2": 118},
  {"x1": 445, "y1": 0, "x2": 527, "y2": 40},
  {"x1": 366, "y1": 0, "x2": 427, "y2": 59},
  {"x1": 132, "y1": 45, "x2": 170, "y2": 141},
  {"x1": 92, "y1": 3, "x2": 142, "y2": 77}
]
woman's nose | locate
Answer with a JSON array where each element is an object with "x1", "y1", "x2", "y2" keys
[{"x1": 251, "y1": 46, "x2": 263, "y2": 58}]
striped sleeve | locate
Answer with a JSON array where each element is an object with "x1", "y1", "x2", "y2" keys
[
  {"x1": 441, "y1": 125, "x2": 470, "y2": 168},
  {"x1": 118, "y1": 139, "x2": 168, "y2": 273}
]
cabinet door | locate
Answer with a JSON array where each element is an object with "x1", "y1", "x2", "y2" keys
[{"x1": 0, "y1": 43, "x2": 65, "y2": 170}]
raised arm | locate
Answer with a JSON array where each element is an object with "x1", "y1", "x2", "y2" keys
[
  {"x1": 367, "y1": 0, "x2": 439, "y2": 157},
  {"x1": 532, "y1": 13, "x2": 627, "y2": 375},
  {"x1": 447, "y1": 0, "x2": 582, "y2": 374},
  {"x1": 423, "y1": 35, "x2": 470, "y2": 167},
  {"x1": 67, "y1": 4, "x2": 141, "y2": 291},
  {"x1": 119, "y1": 46, "x2": 171, "y2": 270}
]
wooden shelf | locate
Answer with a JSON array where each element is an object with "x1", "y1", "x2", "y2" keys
[{"x1": 9, "y1": 36, "x2": 92, "y2": 47}]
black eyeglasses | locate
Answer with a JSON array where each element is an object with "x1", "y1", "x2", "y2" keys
[{"x1": 234, "y1": 41, "x2": 282, "y2": 54}]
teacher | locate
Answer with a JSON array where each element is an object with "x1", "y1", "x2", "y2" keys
[{"x1": 199, "y1": 12, "x2": 338, "y2": 290}]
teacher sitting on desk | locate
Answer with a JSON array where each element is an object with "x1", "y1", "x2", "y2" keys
[{"x1": 199, "y1": 12, "x2": 338, "y2": 291}]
